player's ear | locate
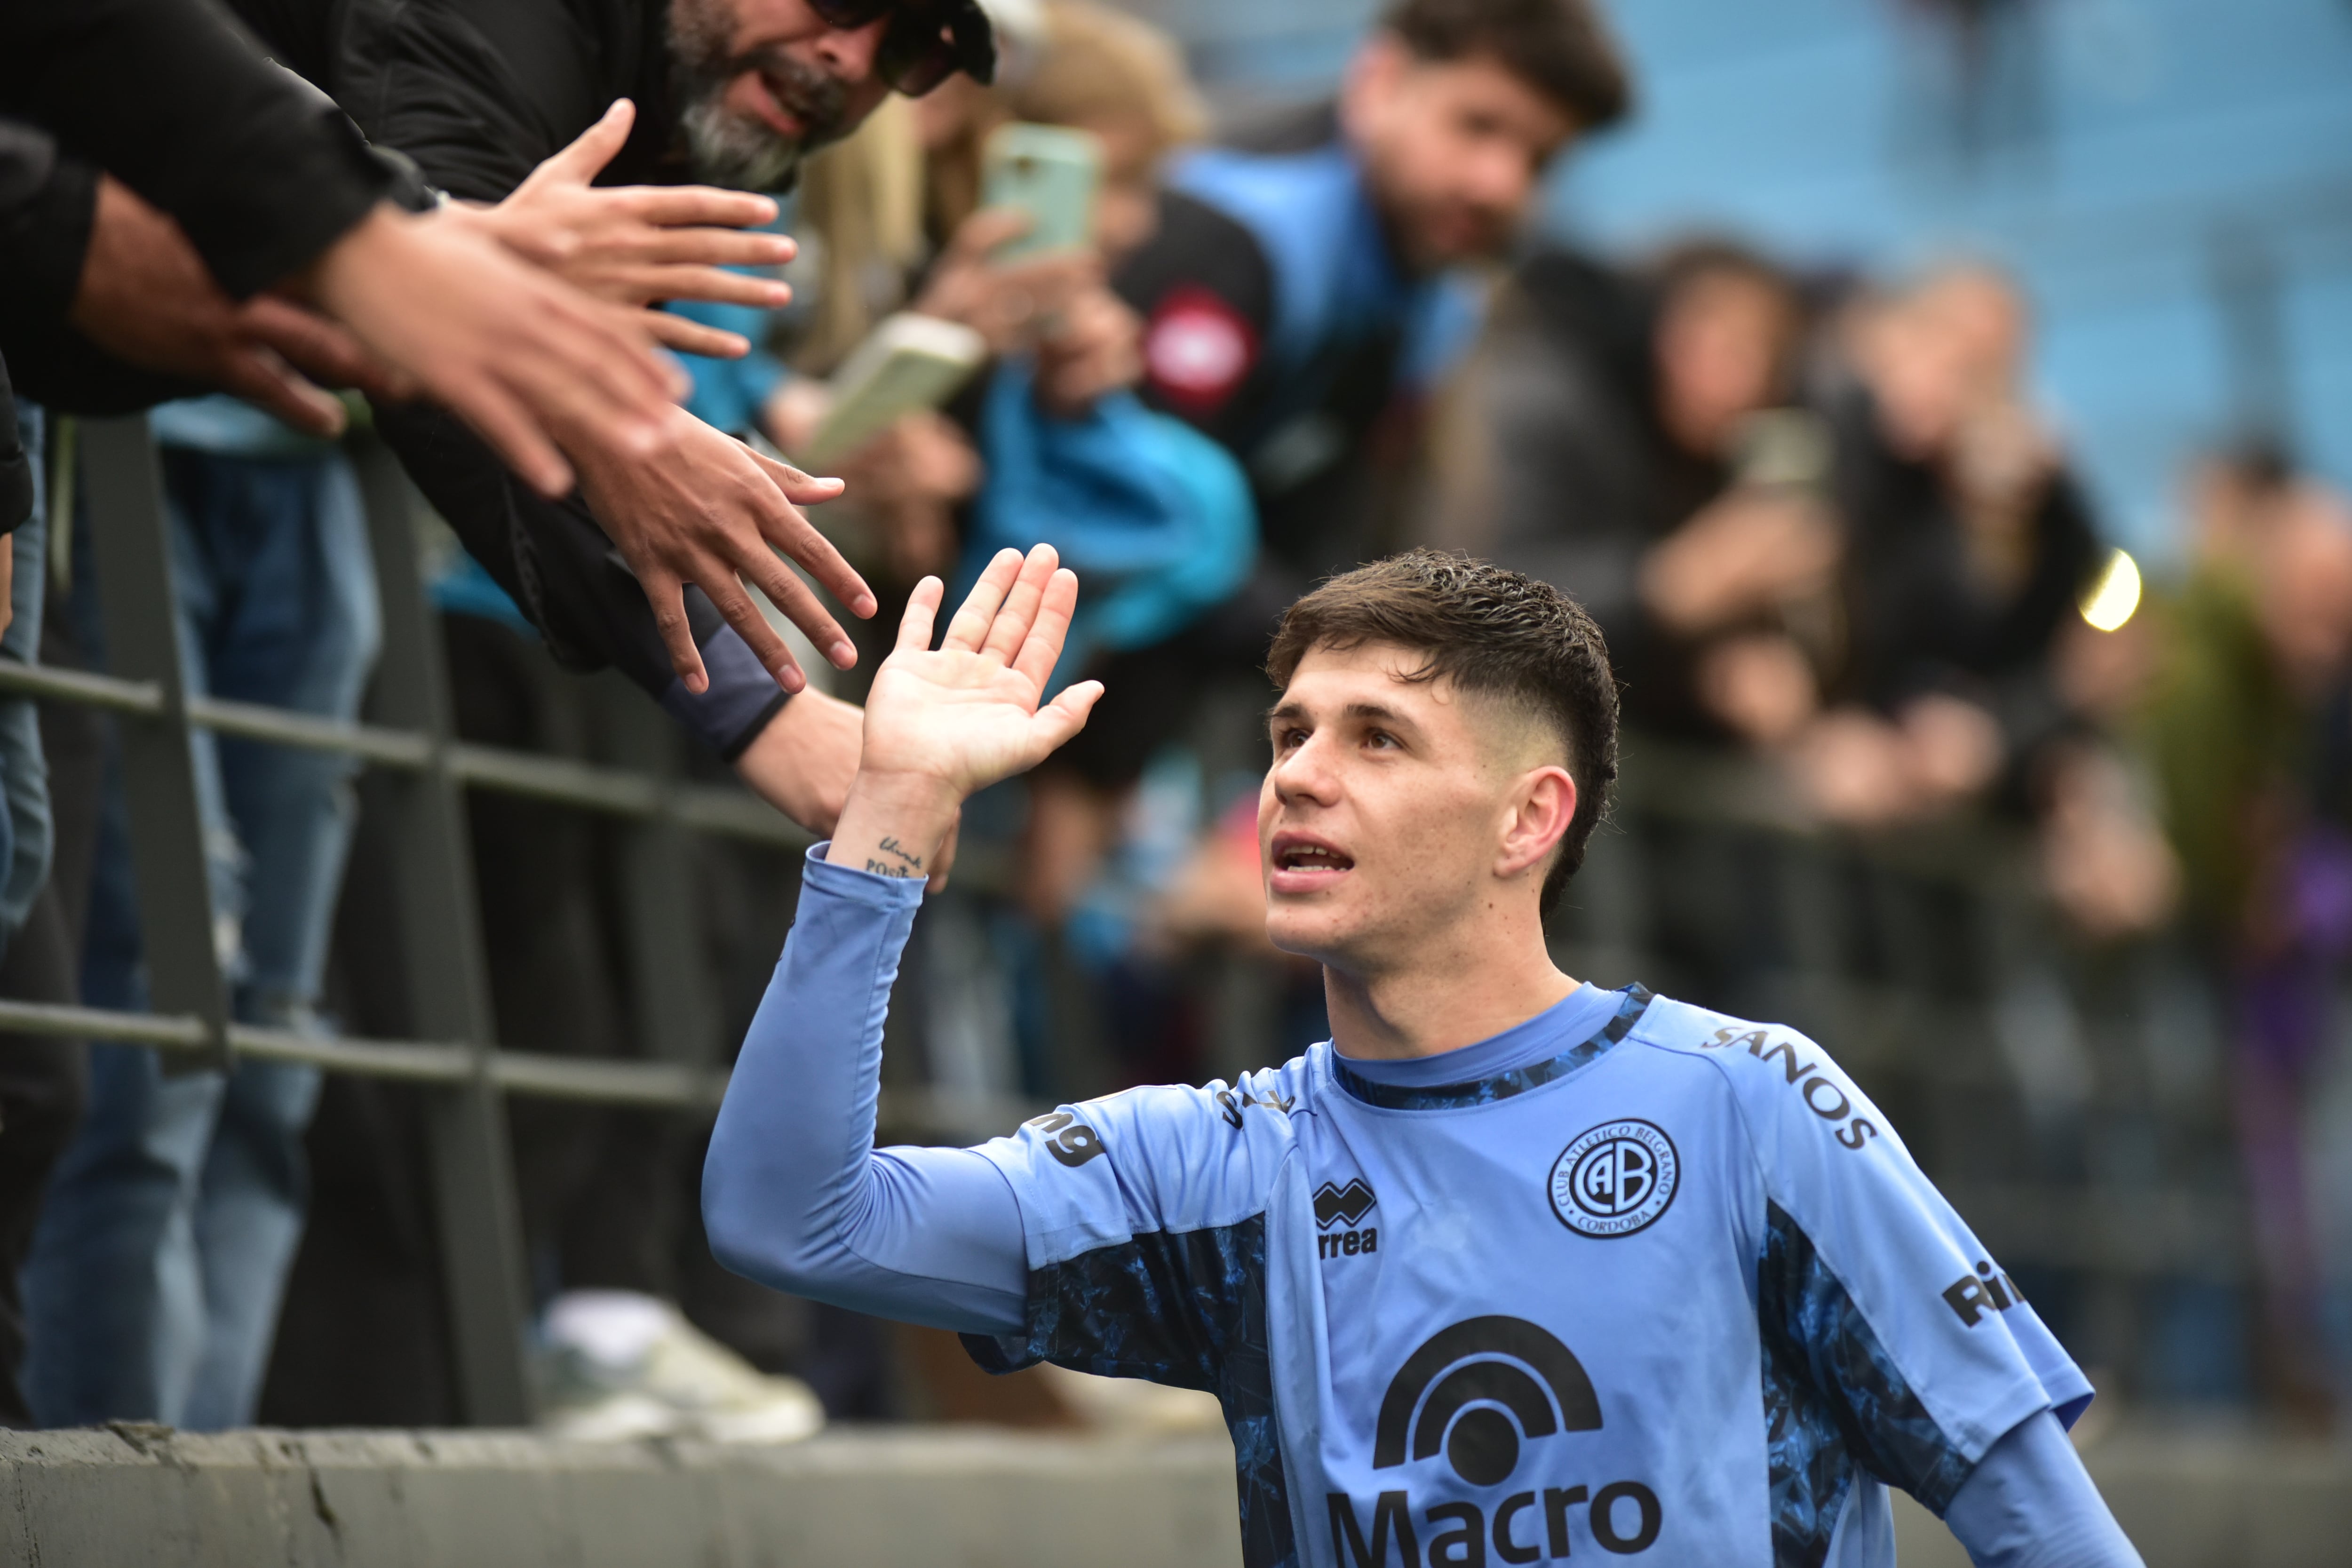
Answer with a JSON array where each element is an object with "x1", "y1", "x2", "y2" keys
[{"x1": 1496, "y1": 764, "x2": 1577, "y2": 884}]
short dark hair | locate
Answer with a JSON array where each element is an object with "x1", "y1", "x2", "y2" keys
[
  {"x1": 1265, "y1": 549, "x2": 1620, "y2": 914},
  {"x1": 1645, "y1": 235, "x2": 1798, "y2": 314},
  {"x1": 1381, "y1": 0, "x2": 1633, "y2": 131}
]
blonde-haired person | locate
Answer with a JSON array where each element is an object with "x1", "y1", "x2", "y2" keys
[
  {"x1": 771, "y1": 0, "x2": 1230, "y2": 593},
  {"x1": 900, "y1": 0, "x2": 1215, "y2": 422},
  {"x1": 990, "y1": 0, "x2": 1208, "y2": 259},
  {"x1": 764, "y1": 0, "x2": 1197, "y2": 585}
]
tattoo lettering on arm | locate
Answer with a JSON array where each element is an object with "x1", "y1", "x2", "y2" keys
[{"x1": 865, "y1": 836, "x2": 925, "y2": 877}]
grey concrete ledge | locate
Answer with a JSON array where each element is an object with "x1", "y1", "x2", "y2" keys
[
  {"x1": 4, "y1": 1424, "x2": 2347, "y2": 1567},
  {"x1": 0, "y1": 1425, "x2": 1245, "y2": 1568}
]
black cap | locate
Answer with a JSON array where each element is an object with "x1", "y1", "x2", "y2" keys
[{"x1": 948, "y1": 0, "x2": 997, "y2": 84}]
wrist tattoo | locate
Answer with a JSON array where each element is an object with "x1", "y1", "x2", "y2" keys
[{"x1": 865, "y1": 836, "x2": 924, "y2": 878}]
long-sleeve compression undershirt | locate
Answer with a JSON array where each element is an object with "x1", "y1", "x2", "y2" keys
[
  {"x1": 702, "y1": 852, "x2": 2139, "y2": 1568},
  {"x1": 703, "y1": 851, "x2": 1027, "y2": 1335},
  {"x1": 1942, "y1": 1410, "x2": 2143, "y2": 1567}
]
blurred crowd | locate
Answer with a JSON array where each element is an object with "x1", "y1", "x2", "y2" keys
[{"x1": 1, "y1": 0, "x2": 2349, "y2": 1454}]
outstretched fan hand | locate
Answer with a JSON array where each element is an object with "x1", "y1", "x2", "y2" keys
[{"x1": 827, "y1": 545, "x2": 1103, "y2": 884}]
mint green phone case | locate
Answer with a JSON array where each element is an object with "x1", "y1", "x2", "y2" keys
[{"x1": 981, "y1": 122, "x2": 1103, "y2": 258}]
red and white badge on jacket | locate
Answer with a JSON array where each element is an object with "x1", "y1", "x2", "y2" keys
[{"x1": 1143, "y1": 285, "x2": 1257, "y2": 417}]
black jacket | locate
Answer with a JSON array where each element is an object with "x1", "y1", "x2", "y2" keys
[
  {"x1": 0, "y1": 357, "x2": 28, "y2": 533},
  {"x1": 235, "y1": 0, "x2": 688, "y2": 202},
  {"x1": 0, "y1": 1, "x2": 397, "y2": 422},
  {"x1": 0, "y1": 116, "x2": 213, "y2": 418},
  {"x1": 0, "y1": 0, "x2": 390, "y2": 299},
  {"x1": 0, "y1": 119, "x2": 89, "y2": 529},
  {"x1": 1423, "y1": 248, "x2": 1733, "y2": 737},
  {"x1": 1828, "y1": 384, "x2": 2102, "y2": 765}
]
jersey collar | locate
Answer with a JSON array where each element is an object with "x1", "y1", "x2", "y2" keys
[{"x1": 1329, "y1": 986, "x2": 1654, "y2": 1110}]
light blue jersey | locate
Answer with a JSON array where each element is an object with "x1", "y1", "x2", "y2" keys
[
  {"x1": 964, "y1": 987, "x2": 2089, "y2": 1568},
  {"x1": 703, "y1": 857, "x2": 2127, "y2": 1568}
]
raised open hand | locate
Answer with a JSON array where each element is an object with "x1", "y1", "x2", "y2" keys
[
  {"x1": 864, "y1": 545, "x2": 1101, "y2": 793},
  {"x1": 458, "y1": 100, "x2": 796, "y2": 360},
  {"x1": 827, "y1": 545, "x2": 1102, "y2": 881}
]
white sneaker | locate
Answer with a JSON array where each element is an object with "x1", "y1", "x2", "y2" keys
[
  {"x1": 541, "y1": 1389, "x2": 681, "y2": 1443},
  {"x1": 537, "y1": 1290, "x2": 826, "y2": 1446}
]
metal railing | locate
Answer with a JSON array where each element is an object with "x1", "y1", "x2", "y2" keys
[
  {"x1": 1546, "y1": 742, "x2": 2251, "y2": 1382},
  {"x1": 17, "y1": 418, "x2": 2251, "y2": 1426},
  {"x1": 4, "y1": 417, "x2": 1036, "y2": 1427}
]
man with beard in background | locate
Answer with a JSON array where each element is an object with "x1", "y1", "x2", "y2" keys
[
  {"x1": 227, "y1": 0, "x2": 999, "y2": 818},
  {"x1": 1052, "y1": 0, "x2": 1632, "y2": 807}
]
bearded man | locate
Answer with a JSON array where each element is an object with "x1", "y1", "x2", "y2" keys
[{"x1": 226, "y1": 0, "x2": 997, "y2": 820}]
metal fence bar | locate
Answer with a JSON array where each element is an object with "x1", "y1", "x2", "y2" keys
[
  {"x1": 347, "y1": 435, "x2": 536, "y2": 1426},
  {"x1": 0, "y1": 660, "x2": 164, "y2": 717},
  {"x1": 0, "y1": 996, "x2": 1048, "y2": 1135},
  {"x1": 196, "y1": 692, "x2": 435, "y2": 768},
  {"x1": 80, "y1": 418, "x2": 238, "y2": 1074},
  {"x1": 0, "y1": 997, "x2": 207, "y2": 1049},
  {"x1": 596, "y1": 683, "x2": 725, "y2": 1072},
  {"x1": 0, "y1": 662, "x2": 812, "y2": 848}
]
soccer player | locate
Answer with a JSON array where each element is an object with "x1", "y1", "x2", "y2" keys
[{"x1": 704, "y1": 545, "x2": 2144, "y2": 1567}]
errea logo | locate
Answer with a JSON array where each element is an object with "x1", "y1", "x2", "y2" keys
[{"x1": 1315, "y1": 1179, "x2": 1379, "y2": 1260}]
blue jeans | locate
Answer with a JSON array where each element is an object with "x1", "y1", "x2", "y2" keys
[
  {"x1": 23, "y1": 444, "x2": 379, "y2": 1429},
  {"x1": 0, "y1": 403, "x2": 48, "y2": 952}
]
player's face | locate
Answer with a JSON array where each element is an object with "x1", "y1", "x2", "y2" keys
[
  {"x1": 669, "y1": 0, "x2": 898, "y2": 188},
  {"x1": 1259, "y1": 643, "x2": 1540, "y2": 971},
  {"x1": 1343, "y1": 40, "x2": 1580, "y2": 274}
]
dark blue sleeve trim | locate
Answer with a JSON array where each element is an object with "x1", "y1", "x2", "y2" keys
[
  {"x1": 961, "y1": 1217, "x2": 1297, "y2": 1568},
  {"x1": 1759, "y1": 1200, "x2": 1976, "y2": 1564}
]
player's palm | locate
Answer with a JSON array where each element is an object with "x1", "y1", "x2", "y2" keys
[{"x1": 859, "y1": 546, "x2": 1102, "y2": 798}]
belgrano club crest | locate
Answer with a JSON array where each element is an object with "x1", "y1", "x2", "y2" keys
[{"x1": 1548, "y1": 1120, "x2": 1679, "y2": 1238}]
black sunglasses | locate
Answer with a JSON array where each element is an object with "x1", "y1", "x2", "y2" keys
[{"x1": 806, "y1": 0, "x2": 996, "y2": 95}]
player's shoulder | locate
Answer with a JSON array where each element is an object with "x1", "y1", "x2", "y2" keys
[
  {"x1": 980, "y1": 1056, "x2": 1313, "y2": 1253},
  {"x1": 1623, "y1": 995, "x2": 1891, "y2": 1156},
  {"x1": 1070, "y1": 1052, "x2": 1315, "y2": 1145},
  {"x1": 1628, "y1": 994, "x2": 1841, "y2": 1076}
]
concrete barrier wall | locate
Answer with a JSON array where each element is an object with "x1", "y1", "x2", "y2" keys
[
  {"x1": 3, "y1": 1425, "x2": 2346, "y2": 1567},
  {"x1": 0, "y1": 1426, "x2": 1244, "y2": 1568}
]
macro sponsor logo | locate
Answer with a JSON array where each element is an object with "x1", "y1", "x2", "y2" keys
[
  {"x1": 1315, "y1": 1179, "x2": 1378, "y2": 1260},
  {"x1": 1943, "y1": 1259, "x2": 2026, "y2": 1327},
  {"x1": 1022, "y1": 1111, "x2": 1104, "y2": 1168},
  {"x1": 1701, "y1": 1027, "x2": 1880, "y2": 1151},
  {"x1": 1547, "y1": 1121, "x2": 1678, "y2": 1239},
  {"x1": 1328, "y1": 1316, "x2": 1663, "y2": 1564}
]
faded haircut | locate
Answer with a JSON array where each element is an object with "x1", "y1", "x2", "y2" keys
[{"x1": 1265, "y1": 549, "x2": 1620, "y2": 914}]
